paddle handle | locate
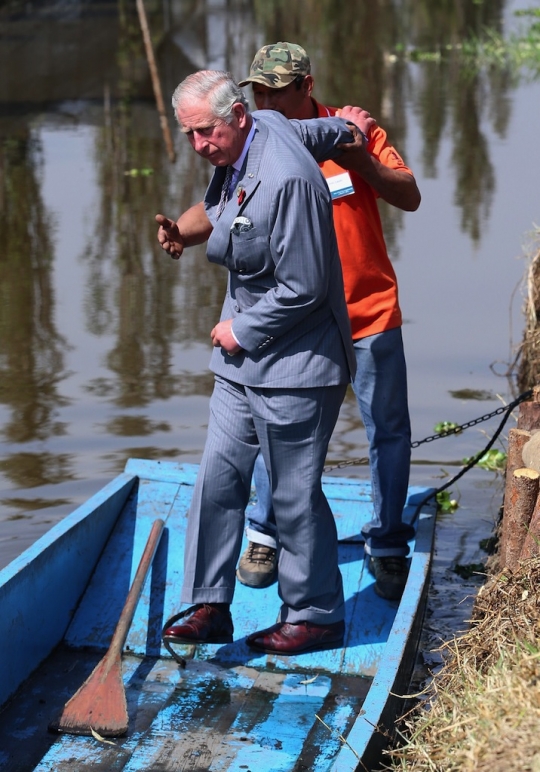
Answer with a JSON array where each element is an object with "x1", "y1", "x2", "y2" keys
[{"x1": 107, "y1": 518, "x2": 165, "y2": 658}]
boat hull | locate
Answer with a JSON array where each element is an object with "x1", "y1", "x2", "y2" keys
[{"x1": 0, "y1": 459, "x2": 436, "y2": 771}]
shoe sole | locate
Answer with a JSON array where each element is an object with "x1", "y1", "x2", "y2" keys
[
  {"x1": 163, "y1": 633, "x2": 233, "y2": 645},
  {"x1": 236, "y1": 568, "x2": 277, "y2": 589},
  {"x1": 247, "y1": 637, "x2": 344, "y2": 655}
]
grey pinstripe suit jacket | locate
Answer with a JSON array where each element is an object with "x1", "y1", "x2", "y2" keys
[{"x1": 205, "y1": 110, "x2": 356, "y2": 388}]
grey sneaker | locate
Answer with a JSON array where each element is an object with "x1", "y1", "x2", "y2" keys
[
  {"x1": 236, "y1": 541, "x2": 278, "y2": 588},
  {"x1": 368, "y1": 556, "x2": 409, "y2": 600}
]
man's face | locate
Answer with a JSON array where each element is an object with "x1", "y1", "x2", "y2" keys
[
  {"x1": 177, "y1": 99, "x2": 248, "y2": 166},
  {"x1": 252, "y1": 77, "x2": 314, "y2": 120}
]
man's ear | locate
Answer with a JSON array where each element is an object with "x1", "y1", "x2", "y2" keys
[
  {"x1": 303, "y1": 75, "x2": 315, "y2": 98},
  {"x1": 232, "y1": 102, "x2": 248, "y2": 127}
]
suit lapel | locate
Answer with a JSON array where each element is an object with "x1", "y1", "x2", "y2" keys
[
  {"x1": 207, "y1": 118, "x2": 267, "y2": 250},
  {"x1": 223, "y1": 120, "x2": 266, "y2": 220}
]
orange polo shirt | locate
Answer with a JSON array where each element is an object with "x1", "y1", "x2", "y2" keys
[{"x1": 316, "y1": 100, "x2": 413, "y2": 340}]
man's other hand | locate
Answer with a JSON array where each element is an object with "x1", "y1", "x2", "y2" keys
[
  {"x1": 211, "y1": 320, "x2": 242, "y2": 356},
  {"x1": 337, "y1": 105, "x2": 376, "y2": 137}
]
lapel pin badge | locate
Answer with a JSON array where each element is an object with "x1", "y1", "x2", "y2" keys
[{"x1": 237, "y1": 187, "x2": 246, "y2": 204}]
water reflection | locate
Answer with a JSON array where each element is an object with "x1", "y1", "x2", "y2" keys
[
  {"x1": 249, "y1": 0, "x2": 509, "y2": 249},
  {"x1": 0, "y1": 132, "x2": 70, "y2": 486}
]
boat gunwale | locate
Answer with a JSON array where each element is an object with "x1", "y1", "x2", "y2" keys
[{"x1": 331, "y1": 502, "x2": 436, "y2": 770}]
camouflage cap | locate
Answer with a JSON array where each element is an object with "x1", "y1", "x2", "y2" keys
[{"x1": 238, "y1": 42, "x2": 311, "y2": 89}]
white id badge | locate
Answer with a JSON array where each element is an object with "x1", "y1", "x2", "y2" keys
[{"x1": 326, "y1": 171, "x2": 354, "y2": 200}]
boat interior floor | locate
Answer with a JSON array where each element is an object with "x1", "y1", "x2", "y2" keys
[{"x1": 0, "y1": 644, "x2": 371, "y2": 772}]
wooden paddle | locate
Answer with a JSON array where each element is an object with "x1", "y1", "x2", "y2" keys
[{"x1": 49, "y1": 517, "x2": 165, "y2": 737}]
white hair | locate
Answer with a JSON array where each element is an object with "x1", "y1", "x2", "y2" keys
[{"x1": 172, "y1": 70, "x2": 250, "y2": 125}]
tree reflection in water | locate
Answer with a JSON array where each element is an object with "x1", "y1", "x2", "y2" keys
[{"x1": 0, "y1": 132, "x2": 72, "y2": 488}]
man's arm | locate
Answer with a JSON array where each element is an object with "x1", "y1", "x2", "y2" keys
[
  {"x1": 288, "y1": 114, "x2": 356, "y2": 163},
  {"x1": 338, "y1": 105, "x2": 421, "y2": 213},
  {"x1": 156, "y1": 201, "x2": 212, "y2": 259}
]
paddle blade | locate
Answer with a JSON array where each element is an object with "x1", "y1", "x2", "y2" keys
[
  {"x1": 49, "y1": 655, "x2": 127, "y2": 737},
  {"x1": 48, "y1": 518, "x2": 165, "y2": 737}
]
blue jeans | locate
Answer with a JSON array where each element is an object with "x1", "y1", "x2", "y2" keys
[{"x1": 246, "y1": 327, "x2": 415, "y2": 557}]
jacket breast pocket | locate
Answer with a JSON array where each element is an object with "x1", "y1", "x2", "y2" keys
[{"x1": 227, "y1": 229, "x2": 268, "y2": 275}]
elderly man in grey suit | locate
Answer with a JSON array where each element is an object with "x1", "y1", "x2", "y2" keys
[{"x1": 157, "y1": 70, "x2": 363, "y2": 655}]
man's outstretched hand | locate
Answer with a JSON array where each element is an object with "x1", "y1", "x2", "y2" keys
[{"x1": 156, "y1": 214, "x2": 185, "y2": 259}]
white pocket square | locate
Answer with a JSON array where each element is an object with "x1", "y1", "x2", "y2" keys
[{"x1": 230, "y1": 216, "x2": 254, "y2": 234}]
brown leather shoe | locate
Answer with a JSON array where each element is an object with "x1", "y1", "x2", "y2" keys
[
  {"x1": 162, "y1": 604, "x2": 234, "y2": 645},
  {"x1": 246, "y1": 620, "x2": 344, "y2": 655}
]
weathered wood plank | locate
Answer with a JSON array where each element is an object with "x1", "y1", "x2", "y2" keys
[{"x1": 29, "y1": 655, "x2": 182, "y2": 772}]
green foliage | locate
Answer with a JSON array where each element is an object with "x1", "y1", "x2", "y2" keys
[
  {"x1": 406, "y1": 6, "x2": 540, "y2": 74},
  {"x1": 463, "y1": 448, "x2": 507, "y2": 471},
  {"x1": 452, "y1": 562, "x2": 486, "y2": 579},
  {"x1": 434, "y1": 421, "x2": 461, "y2": 435},
  {"x1": 436, "y1": 490, "x2": 459, "y2": 513},
  {"x1": 124, "y1": 168, "x2": 154, "y2": 177}
]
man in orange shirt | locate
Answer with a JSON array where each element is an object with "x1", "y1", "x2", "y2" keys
[{"x1": 236, "y1": 42, "x2": 421, "y2": 600}]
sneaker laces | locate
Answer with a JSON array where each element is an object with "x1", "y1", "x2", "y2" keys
[{"x1": 247, "y1": 542, "x2": 276, "y2": 565}]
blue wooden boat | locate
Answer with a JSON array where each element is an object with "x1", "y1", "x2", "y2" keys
[{"x1": 0, "y1": 458, "x2": 435, "y2": 771}]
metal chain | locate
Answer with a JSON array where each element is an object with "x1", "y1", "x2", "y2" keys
[
  {"x1": 323, "y1": 456, "x2": 369, "y2": 472},
  {"x1": 410, "y1": 395, "x2": 531, "y2": 447},
  {"x1": 323, "y1": 388, "x2": 533, "y2": 474}
]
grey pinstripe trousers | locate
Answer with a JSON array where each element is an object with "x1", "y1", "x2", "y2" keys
[{"x1": 181, "y1": 374, "x2": 347, "y2": 625}]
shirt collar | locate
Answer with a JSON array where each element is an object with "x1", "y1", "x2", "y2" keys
[{"x1": 232, "y1": 117, "x2": 257, "y2": 173}]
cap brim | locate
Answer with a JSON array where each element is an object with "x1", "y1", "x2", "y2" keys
[{"x1": 238, "y1": 74, "x2": 295, "y2": 88}]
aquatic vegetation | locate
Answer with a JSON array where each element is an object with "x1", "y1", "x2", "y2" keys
[
  {"x1": 124, "y1": 168, "x2": 154, "y2": 176},
  {"x1": 433, "y1": 421, "x2": 461, "y2": 436},
  {"x1": 407, "y1": 7, "x2": 540, "y2": 76},
  {"x1": 462, "y1": 449, "x2": 507, "y2": 472},
  {"x1": 436, "y1": 490, "x2": 459, "y2": 513},
  {"x1": 452, "y1": 562, "x2": 486, "y2": 579}
]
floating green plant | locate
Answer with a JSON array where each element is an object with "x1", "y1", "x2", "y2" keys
[
  {"x1": 434, "y1": 421, "x2": 461, "y2": 435},
  {"x1": 436, "y1": 490, "x2": 459, "y2": 513},
  {"x1": 453, "y1": 562, "x2": 486, "y2": 579},
  {"x1": 404, "y1": 7, "x2": 540, "y2": 75},
  {"x1": 124, "y1": 168, "x2": 154, "y2": 177},
  {"x1": 463, "y1": 449, "x2": 507, "y2": 471}
]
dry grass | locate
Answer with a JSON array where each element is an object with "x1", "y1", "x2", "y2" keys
[{"x1": 382, "y1": 557, "x2": 540, "y2": 771}]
